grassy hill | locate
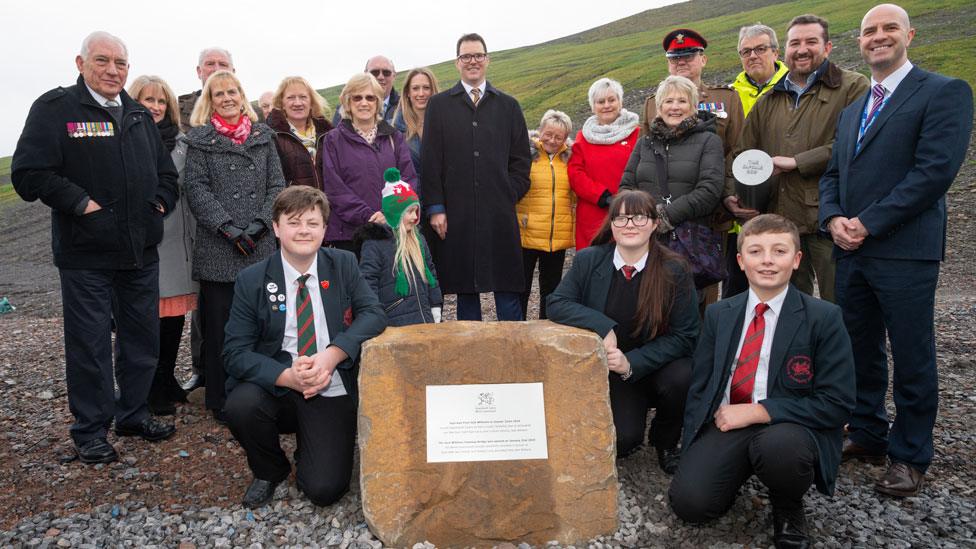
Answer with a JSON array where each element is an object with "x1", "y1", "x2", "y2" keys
[
  {"x1": 318, "y1": 0, "x2": 975, "y2": 127},
  {"x1": 1, "y1": 0, "x2": 974, "y2": 192}
]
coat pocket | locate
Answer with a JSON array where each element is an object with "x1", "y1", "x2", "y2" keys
[
  {"x1": 71, "y1": 203, "x2": 120, "y2": 251},
  {"x1": 145, "y1": 200, "x2": 165, "y2": 247}
]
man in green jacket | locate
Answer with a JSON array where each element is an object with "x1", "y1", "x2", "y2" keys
[{"x1": 731, "y1": 14, "x2": 869, "y2": 302}]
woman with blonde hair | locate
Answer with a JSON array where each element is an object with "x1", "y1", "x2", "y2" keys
[
  {"x1": 184, "y1": 70, "x2": 286, "y2": 421},
  {"x1": 321, "y1": 73, "x2": 416, "y2": 254},
  {"x1": 266, "y1": 76, "x2": 333, "y2": 189},
  {"x1": 393, "y1": 67, "x2": 439, "y2": 185},
  {"x1": 128, "y1": 74, "x2": 195, "y2": 415}
]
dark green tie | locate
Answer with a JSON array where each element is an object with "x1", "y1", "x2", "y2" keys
[{"x1": 297, "y1": 274, "x2": 317, "y2": 356}]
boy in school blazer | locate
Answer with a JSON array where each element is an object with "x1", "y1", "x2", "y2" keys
[
  {"x1": 222, "y1": 186, "x2": 386, "y2": 509},
  {"x1": 669, "y1": 214, "x2": 855, "y2": 549}
]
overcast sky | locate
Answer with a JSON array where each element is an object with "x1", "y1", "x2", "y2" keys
[{"x1": 0, "y1": 0, "x2": 680, "y2": 156}]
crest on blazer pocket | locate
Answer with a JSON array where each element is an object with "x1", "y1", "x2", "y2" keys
[{"x1": 786, "y1": 355, "x2": 813, "y2": 385}]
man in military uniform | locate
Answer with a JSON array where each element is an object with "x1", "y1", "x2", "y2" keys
[
  {"x1": 177, "y1": 46, "x2": 236, "y2": 393},
  {"x1": 642, "y1": 28, "x2": 745, "y2": 308},
  {"x1": 733, "y1": 14, "x2": 869, "y2": 302},
  {"x1": 178, "y1": 47, "x2": 235, "y2": 131},
  {"x1": 11, "y1": 31, "x2": 179, "y2": 463}
]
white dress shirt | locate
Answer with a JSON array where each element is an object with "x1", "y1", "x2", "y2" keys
[
  {"x1": 612, "y1": 247, "x2": 648, "y2": 273},
  {"x1": 84, "y1": 84, "x2": 118, "y2": 107},
  {"x1": 722, "y1": 287, "x2": 789, "y2": 405},
  {"x1": 461, "y1": 80, "x2": 487, "y2": 103},
  {"x1": 281, "y1": 253, "x2": 346, "y2": 397}
]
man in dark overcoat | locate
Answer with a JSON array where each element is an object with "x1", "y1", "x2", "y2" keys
[
  {"x1": 422, "y1": 33, "x2": 532, "y2": 321},
  {"x1": 11, "y1": 31, "x2": 179, "y2": 464}
]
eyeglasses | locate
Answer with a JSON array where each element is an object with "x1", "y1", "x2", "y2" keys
[
  {"x1": 369, "y1": 69, "x2": 393, "y2": 78},
  {"x1": 738, "y1": 44, "x2": 775, "y2": 58},
  {"x1": 457, "y1": 53, "x2": 488, "y2": 63},
  {"x1": 350, "y1": 94, "x2": 378, "y2": 103},
  {"x1": 611, "y1": 214, "x2": 651, "y2": 228}
]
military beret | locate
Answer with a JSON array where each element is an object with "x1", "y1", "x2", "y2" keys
[{"x1": 663, "y1": 28, "x2": 707, "y2": 58}]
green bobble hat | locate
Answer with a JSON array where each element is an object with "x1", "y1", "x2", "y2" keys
[{"x1": 380, "y1": 168, "x2": 420, "y2": 230}]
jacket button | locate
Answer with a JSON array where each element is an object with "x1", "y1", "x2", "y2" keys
[
  {"x1": 233, "y1": 193, "x2": 240, "y2": 199},
  {"x1": 473, "y1": 151, "x2": 480, "y2": 157},
  {"x1": 472, "y1": 121, "x2": 478, "y2": 127},
  {"x1": 250, "y1": 192, "x2": 256, "y2": 199},
  {"x1": 249, "y1": 165, "x2": 255, "y2": 170},
  {"x1": 230, "y1": 165, "x2": 236, "y2": 170}
]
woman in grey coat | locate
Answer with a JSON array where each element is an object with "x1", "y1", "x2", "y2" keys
[
  {"x1": 130, "y1": 75, "x2": 197, "y2": 415},
  {"x1": 184, "y1": 71, "x2": 286, "y2": 420},
  {"x1": 619, "y1": 75, "x2": 724, "y2": 230}
]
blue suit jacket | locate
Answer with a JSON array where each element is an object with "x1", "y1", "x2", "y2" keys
[
  {"x1": 818, "y1": 66, "x2": 973, "y2": 260},
  {"x1": 222, "y1": 248, "x2": 386, "y2": 398},
  {"x1": 682, "y1": 286, "x2": 855, "y2": 495}
]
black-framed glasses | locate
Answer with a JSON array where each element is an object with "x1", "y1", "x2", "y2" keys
[
  {"x1": 457, "y1": 53, "x2": 488, "y2": 63},
  {"x1": 611, "y1": 214, "x2": 650, "y2": 228},
  {"x1": 738, "y1": 44, "x2": 775, "y2": 58},
  {"x1": 350, "y1": 94, "x2": 378, "y2": 103},
  {"x1": 369, "y1": 69, "x2": 393, "y2": 78}
]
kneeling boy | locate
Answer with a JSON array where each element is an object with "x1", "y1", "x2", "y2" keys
[
  {"x1": 669, "y1": 214, "x2": 855, "y2": 548},
  {"x1": 223, "y1": 186, "x2": 386, "y2": 508}
]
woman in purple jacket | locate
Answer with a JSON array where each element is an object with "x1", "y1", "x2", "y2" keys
[{"x1": 321, "y1": 73, "x2": 417, "y2": 254}]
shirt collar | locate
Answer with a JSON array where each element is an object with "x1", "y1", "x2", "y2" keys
[
  {"x1": 612, "y1": 247, "x2": 649, "y2": 273},
  {"x1": 745, "y1": 286, "x2": 788, "y2": 318},
  {"x1": 281, "y1": 252, "x2": 319, "y2": 287},
  {"x1": 461, "y1": 80, "x2": 486, "y2": 97},
  {"x1": 871, "y1": 60, "x2": 914, "y2": 96},
  {"x1": 85, "y1": 83, "x2": 118, "y2": 107}
]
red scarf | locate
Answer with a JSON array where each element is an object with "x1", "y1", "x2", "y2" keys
[{"x1": 211, "y1": 112, "x2": 252, "y2": 145}]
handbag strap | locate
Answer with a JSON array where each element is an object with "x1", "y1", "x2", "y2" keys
[{"x1": 652, "y1": 143, "x2": 672, "y2": 204}]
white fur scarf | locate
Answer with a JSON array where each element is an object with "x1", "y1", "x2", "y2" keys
[{"x1": 580, "y1": 109, "x2": 640, "y2": 145}]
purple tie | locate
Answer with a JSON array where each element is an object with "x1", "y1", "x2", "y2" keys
[{"x1": 867, "y1": 83, "x2": 885, "y2": 121}]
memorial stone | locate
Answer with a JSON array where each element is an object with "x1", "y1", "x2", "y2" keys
[{"x1": 359, "y1": 321, "x2": 619, "y2": 548}]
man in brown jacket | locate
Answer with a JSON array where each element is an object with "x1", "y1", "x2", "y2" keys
[{"x1": 732, "y1": 14, "x2": 868, "y2": 302}]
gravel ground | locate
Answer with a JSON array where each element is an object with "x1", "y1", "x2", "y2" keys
[{"x1": 1, "y1": 135, "x2": 974, "y2": 547}]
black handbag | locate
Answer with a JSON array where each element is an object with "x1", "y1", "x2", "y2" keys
[{"x1": 653, "y1": 145, "x2": 727, "y2": 289}]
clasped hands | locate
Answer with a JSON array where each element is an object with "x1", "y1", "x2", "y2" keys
[
  {"x1": 280, "y1": 351, "x2": 340, "y2": 399},
  {"x1": 828, "y1": 216, "x2": 869, "y2": 251},
  {"x1": 602, "y1": 330, "x2": 631, "y2": 377},
  {"x1": 713, "y1": 402, "x2": 772, "y2": 432},
  {"x1": 220, "y1": 220, "x2": 268, "y2": 256}
]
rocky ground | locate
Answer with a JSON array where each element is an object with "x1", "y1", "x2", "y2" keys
[{"x1": 1, "y1": 138, "x2": 974, "y2": 548}]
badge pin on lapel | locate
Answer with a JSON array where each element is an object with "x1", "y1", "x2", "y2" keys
[
  {"x1": 320, "y1": 280, "x2": 330, "y2": 290},
  {"x1": 266, "y1": 282, "x2": 278, "y2": 293}
]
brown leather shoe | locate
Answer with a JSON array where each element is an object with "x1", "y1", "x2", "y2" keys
[
  {"x1": 841, "y1": 439, "x2": 886, "y2": 465},
  {"x1": 875, "y1": 461, "x2": 924, "y2": 497}
]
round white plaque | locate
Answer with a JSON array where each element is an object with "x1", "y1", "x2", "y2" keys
[{"x1": 733, "y1": 149, "x2": 774, "y2": 186}]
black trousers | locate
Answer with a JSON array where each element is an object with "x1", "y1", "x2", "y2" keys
[
  {"x1": 225, "y1": 382, "x2": 357, "y2": 506},
  {"x1": 722, "y1": 233, "x2": 749, "y2": 299},
  {"x1": 669, "y1": 422, "x2": 818, "y2": 523},
  {"x1": 59, "y1": 260, "x2": 159, "y2": 443},
  {"x1": 611, "y1": 357, "x2": 692, "y2": 456},
  {"x1": 520, "y1": 248, "x2": 566, "y2": 320},
  {"x1": 199, "y1": 281, "x2": 235, "y2": 412},
  {"x1": 189, "y1": 309, "x2": 205, "y2": 380}
]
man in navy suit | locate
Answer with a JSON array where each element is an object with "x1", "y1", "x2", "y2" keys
[
  {"x1": 222, "y1": 186, "x2": 386, "y2": 509},
  {"x1": 818, "y1": 3, "x2": 973, "y2": 497},
  {"x1": 670, "y1": 214, "x2": 855, "y2": 549}
]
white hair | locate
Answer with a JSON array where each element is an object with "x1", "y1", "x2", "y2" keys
[
  {"x1": 588, "y1": 78, "x2": 624, "y2": 110},
  {"x1": 738, "y1": 24, "x2": 779, "y2": 50},
  {"x1": 80, "y1": 31, "x2": 128, "y2": 59},
  {"x1": 198, "y1": 47, "x2": 234, "y2": 68}
]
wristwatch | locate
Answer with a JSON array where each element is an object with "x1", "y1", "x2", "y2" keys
[{"x1": 620, "y1": 364, "x2": 633, "y2": 381}]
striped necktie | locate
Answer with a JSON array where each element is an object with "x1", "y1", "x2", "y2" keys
[
  {"x1": 297, "y1": 274, "x2": 317, "y2": 356},
  {"x1": 866, "y1": 83, "x2": 886, "y2": 122},
  {"x1": 621, "y1": 265, "x2": 637, "y2": 281},
  {"x1": 470, "y1": 88, "x2": 481, "y2": 106},
  {"x1": 730, "y1": 302, "x2": 769, "y2": 404}
]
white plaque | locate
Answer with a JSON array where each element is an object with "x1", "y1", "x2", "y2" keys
[
  {"x1": 732, "y1": 148, "x2": 774, "y2": 185},
  {"x1": 426, "y1": 383, "x2": 548, "y2": 463}
]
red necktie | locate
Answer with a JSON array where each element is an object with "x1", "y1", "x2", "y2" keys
[
  {"x1": 621, "y1": 265, "x2": 637, "y2": 281},
  {"x1": 297, "y1": 274, "x2": 317, "y2": 356},
  {"x1": 730, "y1": 302, "x2": 769, "y2": 404}
]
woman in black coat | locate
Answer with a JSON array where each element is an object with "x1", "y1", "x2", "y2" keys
[{"x1": 547, "y1": 190, "x2": 699, "y2": 474}]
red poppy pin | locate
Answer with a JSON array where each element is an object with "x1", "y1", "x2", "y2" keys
[{"x1": 320, "y1": 280, "x2": 330, "y2": 290}]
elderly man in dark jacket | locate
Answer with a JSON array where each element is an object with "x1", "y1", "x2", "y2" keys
[
  {"x1": 11, "y1": 31, "x2": 179, "y2": 464},
  {"x1": 422, "y1": 33, "x2": 532, "y2": 321}
]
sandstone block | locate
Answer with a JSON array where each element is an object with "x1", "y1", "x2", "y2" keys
[{"x1": 359, "y1": 321, "x2": 618, "y2": 548}]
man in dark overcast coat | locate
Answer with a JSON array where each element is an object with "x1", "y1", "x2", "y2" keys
[{"x1": 422, "y1": 32, "x2": 532, "y2": 321}]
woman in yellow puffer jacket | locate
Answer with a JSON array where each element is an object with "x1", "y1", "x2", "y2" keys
[{"x1": 517, "y1": 110, "x2": 575, "y2": 319}]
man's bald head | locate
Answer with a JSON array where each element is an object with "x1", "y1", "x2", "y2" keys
[
  {"x1": 862, "y1": 3, "x2": 911, "y2": 30},
  {"x1": 364, "y1": 55, "x2": 396, "y2": 99},
  {"x1": 859, "y1": 3, "x2": 915, "y2": 79}
]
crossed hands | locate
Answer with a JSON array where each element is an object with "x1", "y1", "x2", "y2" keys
[
  {"x1": 602, "y1": 330, "x2": 631, "y2": 376},
  {"x1": 828, "y1": 216, "x2": 869, "y2": 251},
  {"x1": 278, "y1": 347, "x2": 347, "y2": 398},
  {"x1": 713, "y1": 403, "x2": 772, "y2": 432}
]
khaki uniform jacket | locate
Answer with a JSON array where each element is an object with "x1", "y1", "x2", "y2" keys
[
  {"x1": 178, "y1": 91, "x2": 200, "y2": 133},
  {"x1": 732, "y1": 61, "x2": 869, "y2": 234}
]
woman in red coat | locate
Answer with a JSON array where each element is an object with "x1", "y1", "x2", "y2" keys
[{"x1": 568, "y1": 78, "x2": 641, "y2": 250}]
